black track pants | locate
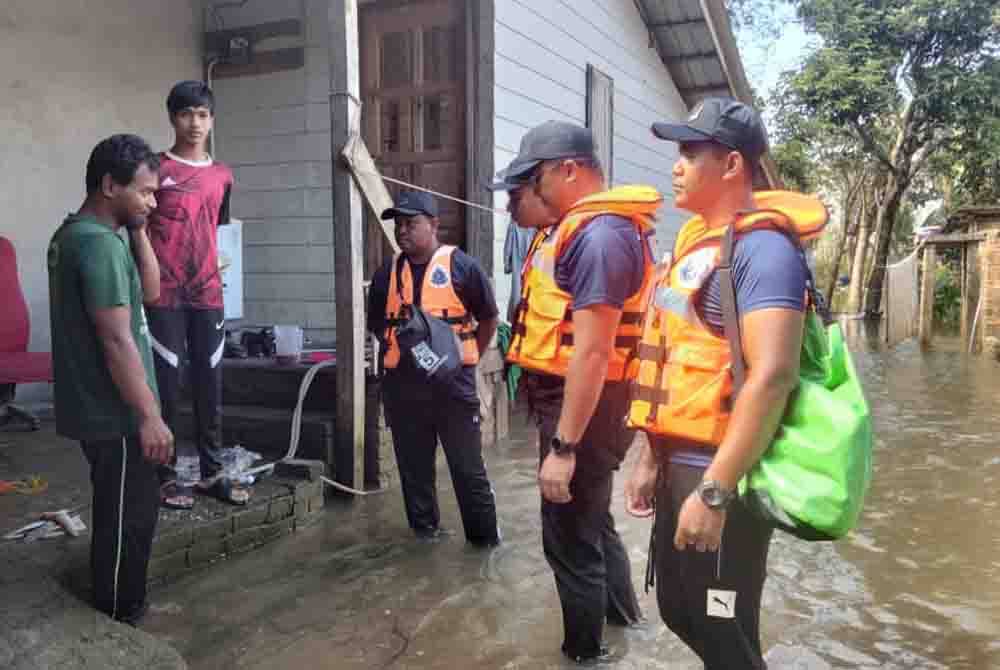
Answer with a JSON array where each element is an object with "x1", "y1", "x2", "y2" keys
[
  {"x1": 523, "y1": 374, "x2": 641, "y2": 661},
  {"x1": 382, "y1": 375, "x2": 500, "y2": 544},
  {"x1": 146, "y1": 306, "x2": 224, "y2": 479},
  {"x1": 652, "y1": 458, "x2": 773, "y2": 670},
  {"x1": 80, "y1": 436, "x2": 160, "y2": 621}
]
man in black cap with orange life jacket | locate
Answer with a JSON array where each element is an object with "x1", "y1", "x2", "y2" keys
[
  {"x1": 366, "y1": 190, "x2": 501, "y2": 546},
  {"x1": 491, "y1": 121, "x2": 659, "y2": 663},
  {"x1": 624, "y1": 98, "x2": 828, "y2": 669}
]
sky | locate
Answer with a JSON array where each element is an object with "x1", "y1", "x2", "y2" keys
[{"x1": 734, "y1": 3, "x2": 816, "y2": 106}]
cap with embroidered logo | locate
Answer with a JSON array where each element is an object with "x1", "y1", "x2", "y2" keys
[
  {"x1": 488, "y1": 121, "x2": 598, "y2": 191},
  {"x1": 381, "y1": 190, "x2": 439, "y2": 220},
  {"x1": 651, "y1": 97, "x2": 769, "y2": 161}
]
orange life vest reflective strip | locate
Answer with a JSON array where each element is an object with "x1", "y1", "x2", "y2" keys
[
  {"x1": 506, "y1": 185, "x2": 662, "y2": 381},
  {"x1": 384, "y1": 245, "x2": 478, "y2": 368},
  {"x1": 627, "y1": 190, "x2": 828, "y2": 446}
]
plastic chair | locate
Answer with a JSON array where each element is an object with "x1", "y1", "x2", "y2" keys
[{"x1": 0, "y1": 236, "x2": 53, "y2": 430}]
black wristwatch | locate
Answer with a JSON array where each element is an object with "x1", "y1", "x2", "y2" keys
[
  {"x1": 696, "y1": 479, "x2": 737, "y2": 510},
  {"x1": 550, "y1": 435, "x2": 579, "y2": 456}
]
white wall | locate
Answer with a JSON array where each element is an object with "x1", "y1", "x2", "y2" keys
[
  {"x1": 0, "y1": 0, "x2": 202, "y2": 402},
  {"x1": 491, "y1": 0, "x2": 690, "y2": 317},
  {"x1": 207, "y1": 0, "x2": 337, "y2": 342}
]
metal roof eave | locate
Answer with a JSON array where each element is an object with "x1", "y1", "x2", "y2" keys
[{"x1": 635, "y1": 0, "x2": 782, "y2": 188}]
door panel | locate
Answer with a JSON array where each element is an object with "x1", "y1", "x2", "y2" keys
[{"x1": 360, "y1": 0, "x2": 467, "y2": 275}]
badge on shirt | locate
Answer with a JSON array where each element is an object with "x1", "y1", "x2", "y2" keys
[
  {"x1": 429, "y1": 266, "x2": 450, "y2": 288},
  {"x1": 675, "y1": 247, "x2": 716, "y2": 290}
]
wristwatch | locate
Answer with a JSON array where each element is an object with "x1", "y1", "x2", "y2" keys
[
  {"x1": 696, "y1": 479, "x2": 736, "y2": 510},
  {"x1": 550, "y1": 435, "x2": 579, "y2": 456}
]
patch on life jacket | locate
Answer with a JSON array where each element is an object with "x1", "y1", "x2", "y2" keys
[
  {"x1": 429, "y1": 266, "x2": 450, "y2": 288},
  {"x1": 675, "y1": 247, "x2": 716, "y2": 290}
]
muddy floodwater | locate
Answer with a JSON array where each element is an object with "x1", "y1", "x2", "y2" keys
[{"x1": 144, "y1": 337, "x2": 1000, "y2": 669}]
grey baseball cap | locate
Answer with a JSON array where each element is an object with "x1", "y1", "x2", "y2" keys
[
  {"x1": 380, "y1": 190, "x2": 439, "y2": 219},
  {"x1": 489, "y1": 121, "x2": 597, "y2": 191},
  {"x1": 652, "y1": 97, "x2": 769, "y2": 161}
]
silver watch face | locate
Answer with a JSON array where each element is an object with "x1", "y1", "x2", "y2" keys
[{"x1": 699, "y1": 481, "x2": 732, "y2": 508}]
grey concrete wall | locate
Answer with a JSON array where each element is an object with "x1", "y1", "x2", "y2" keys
[
  {"x1": 208, "y1": 0, "x2": 337, "y2": 343},
  {"x1": 0, "y1": 1, "x2": 203, "y2": 402}
]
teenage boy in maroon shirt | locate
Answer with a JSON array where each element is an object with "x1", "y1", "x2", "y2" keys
[{"x1": 146, "y1": 81, "x2": 243, "y2": 508}]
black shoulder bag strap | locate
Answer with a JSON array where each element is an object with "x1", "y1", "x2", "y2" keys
[
  {"x1": 719, "y1": 224, "x2": 747, "y2": 397},
  {"x1": 395, "y1": 253, "x2": 408, "y2": 306}
]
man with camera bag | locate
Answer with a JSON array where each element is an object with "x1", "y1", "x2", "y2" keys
[{"x1": 367, "y1": 191, "x2": 501, "y2": 546}]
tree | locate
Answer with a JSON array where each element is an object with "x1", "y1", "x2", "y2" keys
[
  {"x1": 784, "y1": 0, "x2": 1000, "y2": 317},
  {"x1": 768, "y1": 79, "x2": 881, "y2": 311}
]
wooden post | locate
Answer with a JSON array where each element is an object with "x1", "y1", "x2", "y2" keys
[
  {"x1": 329, "y1": 0, "x2": 365, "y2": 492},
  {"x1": 918, "y1": 245, "x2": 937, "y2": 348},
  {"x1": 960, "y1": 244, "x2": 970, "y2": 342}
]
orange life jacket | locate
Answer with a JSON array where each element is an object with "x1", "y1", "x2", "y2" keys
[
  {"x1": 627, "y1": 190, "x2": 828, "y2": 446},
  {"x1": 506, "y1": 185, "x2": 661, "y2": 381},
  {"x1": 383, "y1": 245, "x2": 478, "y2": 369}
]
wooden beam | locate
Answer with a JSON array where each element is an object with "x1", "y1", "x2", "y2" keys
[
  {"x1": 211, "y1": 48, "x2": 305, "y2": 79},
  {"x1": 467, "y1": 0, "x2": 495, "y2": 272},
  {"x1": 342, "y1": 135, "x2": 399, "y2": 253},
  {"x1": 924, "y1": 232, "x2": 987, "y2": 245},
  {"x1": 329, "y1": 0, "x2": 365, "y2": 494},
  {"x1": 960, "y1": 244, "x2": 969, "y2": 342},
  {"x1": 918, "y1": 245, "x2": 937, "y2": 348},
  {"x1": 205, "y1": 18, "x2": 303, "y2": 53}
]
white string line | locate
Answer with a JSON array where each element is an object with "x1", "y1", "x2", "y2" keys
[{"x1": 349, "y1": 166, "x2": 512, "y2": 218}]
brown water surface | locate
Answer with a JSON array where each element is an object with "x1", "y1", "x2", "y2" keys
[{"x1": 145, "y1": 337, "x2": 1000, "y2": 669}]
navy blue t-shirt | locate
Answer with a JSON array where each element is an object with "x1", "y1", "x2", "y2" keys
[
  {"x1": 367, "y1": 248, "x2": 498, "y2": 405},
  {"x1": 670, "y1": 229, "x2": 808, "y2": 467},
  {"x1": 555, "y1": 215, "x2": 652, "y2": 310}
]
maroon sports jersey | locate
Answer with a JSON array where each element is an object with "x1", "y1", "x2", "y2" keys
[{"x1": 147, "y1": 152, "x2": 233, "y2": 309}]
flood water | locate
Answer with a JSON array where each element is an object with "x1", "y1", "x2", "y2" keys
[{"x1": 145, "y1": 337, "x2": 1000, "y2": 669}]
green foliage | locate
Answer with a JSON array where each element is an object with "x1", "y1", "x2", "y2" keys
[{"x1": 933, "y1": 262, "x2": 962, "y2": 333}]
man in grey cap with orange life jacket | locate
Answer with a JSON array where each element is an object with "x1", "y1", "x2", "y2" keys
[
  {"x1": 624, "y1": 98, "x2": 828, "y2": 669},
  {"x1": 491, "y1": 121, "x2": 659, "y2": 663},
  {"x1": 366, "y1": 190, "x2": 501, "y2": 546}
]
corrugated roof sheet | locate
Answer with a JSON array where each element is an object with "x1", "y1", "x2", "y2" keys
[
  {"x1": 637, "y1": 0, "x2": 731, "y2": 107},
  {"x1": 633, "y1": 0, "x2": 781, "y2": 187}
]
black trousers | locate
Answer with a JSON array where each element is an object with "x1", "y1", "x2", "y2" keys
[
  {"x1": 146, "y1": 306, "x2": 224, "y2": 479},
  {"x1": 381, "y1": 373, "x2": 499, "y2": 544},
  {"x1": 652, "y1": 454, "x2": 773, "y2": 670},
  {"x1": 80, "y1": 436, "x2": 160, "y2": 621},
  {"x1": 522, "y1": 373, "x2": 641, "y2": 661}
]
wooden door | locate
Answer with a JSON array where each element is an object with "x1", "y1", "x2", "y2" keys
[{"x1": 360, "y1": 0, "x2": 467, "y2": 275}]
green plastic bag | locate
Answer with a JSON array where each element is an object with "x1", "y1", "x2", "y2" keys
[
  {"x1": 719, "y1": 225, "x2": 873, "y2": 541},
  {"x1": 737, "y1": 312, "x2": 873, "y2": 540}
]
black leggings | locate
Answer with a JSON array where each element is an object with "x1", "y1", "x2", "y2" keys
[{"x1": 652, "y1": 457, "x2": 773, "y2": 670}]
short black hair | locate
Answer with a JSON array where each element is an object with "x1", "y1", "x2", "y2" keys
[
  {"x1": 167, "y1": 80, "x2": 215, "y2": 116},
  {"x1": 85, "y1": 134, "x2": 160, "y2": 195}
]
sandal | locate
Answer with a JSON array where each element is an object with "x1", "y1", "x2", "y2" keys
[
  {"x1": 161, "y1": 480, "x2": 195, "y2": 510},
  {"x1": 196, "y1": 476, "x2": 251, "y2": 506}
]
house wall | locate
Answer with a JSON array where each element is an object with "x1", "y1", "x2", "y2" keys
[
  {"x1": 0, "y1": 0, "x2": 203, "y2": 402},
  {"x1": 491, "y1": 0, "x2": 690, "y2": 316},
  {"x1": 205, "y1": 0, "x2": 338, "y2": 342}
]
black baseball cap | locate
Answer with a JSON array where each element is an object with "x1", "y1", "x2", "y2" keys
[
  {"x1": 380, "y1": 190, "x2": 439, "y2": 219},
  {"x1": 489, "y1": 121, "x2": 598, "y2": 191},
  {"x1": 651, "y1": 97, "x2": 769, "y2": 161}
]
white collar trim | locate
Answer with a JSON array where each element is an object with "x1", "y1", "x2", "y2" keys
[{"x1": 166, "y1": 151, "x2": 214, "y2": 168}]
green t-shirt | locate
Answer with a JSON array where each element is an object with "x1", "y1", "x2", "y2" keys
[{"x1": 48, "y1": 215, "x2": 159, "y2": 441}]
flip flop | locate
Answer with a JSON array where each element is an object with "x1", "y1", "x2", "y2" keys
[
  {"x1": 161, "y1": 480, "x2": 195, "y2": 510},
  {"x1": 196, "y1": 476, "x2": 250, "y2": 506}
]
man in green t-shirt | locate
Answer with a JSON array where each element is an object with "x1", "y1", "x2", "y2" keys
[{"x1": 48, "y1": 134, "x2": 173, "y2": 626}]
